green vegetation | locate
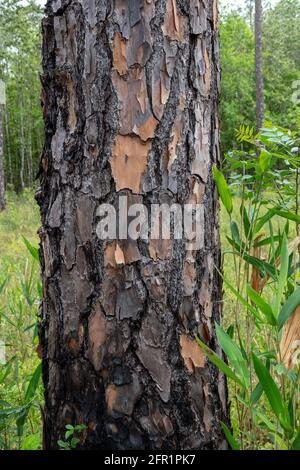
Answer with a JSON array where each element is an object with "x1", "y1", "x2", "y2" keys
[
  {"x1": 1, "y1": 0, "x2": 299, "y2": 191},
  {"x1": 58, "y1": 424, "x2": 88, "y2": 451},
  {"x1": 0, "y1": 0, "x2": 43, "y2": 192},
  {"x1": 200, "y1": 125, "x2": 300, "y2": 450},
  {"x1": 220, "y1": 0, "x2": 300, "y2": 151},
  {"x1": 0, "y1": 192, "x2": 42, "y2": 450},
  {"x1": 2, "y1": 125, "x2": 300, "y2": 450}
]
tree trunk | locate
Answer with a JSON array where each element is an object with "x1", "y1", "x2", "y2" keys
[
  {"x1": 255, "y1": 0, "x2": 264, "y2": 131},
  {"x1": 0, "y1": 105, "x2": 5, "y2": 212},
  {"x1": 27, "y1": 97, "x2": 34, "y2": 188},
  {"x1": 38, "y1": 0, "x2": 227, "y2": 450},
  {"x1": 5, "y1": 108, "x2": 13, "y2": 187},
  {"x1": 19, "y1": 93, "x2": 25, "y2": 190}
]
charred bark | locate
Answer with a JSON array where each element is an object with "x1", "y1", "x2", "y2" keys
[{"x1": 38, "y1": 0, "x2": 227, "y2": 450}]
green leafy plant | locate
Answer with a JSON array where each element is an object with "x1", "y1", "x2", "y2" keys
[
  {"x1": 0, "y1": 193, "x2": 42, "y2": 450},
  {"x1": 199, "y1": 125, "x2": 300, "y2": 450},
  {"x1": 58, "y1": 424, "x2": 87, "y2": 451}
]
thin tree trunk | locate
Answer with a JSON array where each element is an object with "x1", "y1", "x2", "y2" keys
[
  {"x1": 5, "y1": 108, "x2": 13, "y2": 187},
  {"x1": 255, "y1": 0, "x2": 264, "y2": 131},
  {"x1": 38, "y1": 0, "x2": 228, "y2": 450},
  {"x1": 0, "y1": 105, "x2": 5, "y2": 211},
  {"x1": 19, "y1": 93, "x2": 25, "y2": 190},
  {"x1": 27, "y1": 97, "x2": 33, "y2": 187}
]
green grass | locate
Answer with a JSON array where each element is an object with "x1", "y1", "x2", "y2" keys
[
  {"x1": 0, "y1": 191, "x2": 42, "y2": 450},
  {"x1": 0, "y1": 190, "x2": 39, "y2": 264}
]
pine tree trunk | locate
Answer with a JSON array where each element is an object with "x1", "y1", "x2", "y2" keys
[
  {"x1": 38, "y1": 0, "x2": 227, "y2": 450},
  {"x1": 255, "y1": 0, "x2": 264, "y2": 131},
  {"x1": 0, "y1": 105, "x2": 5, "y2": 212}
]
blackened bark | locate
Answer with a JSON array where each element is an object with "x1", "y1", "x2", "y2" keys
[
  {"x1": 38, "y1": 0, "x2": 227, "y2": 450},
  {"x1": 0, "y1": 105, "x2": 5, "y2": 212},
  {"x1": 255, "y1": 0, "x2": 264, "y2": 131}
]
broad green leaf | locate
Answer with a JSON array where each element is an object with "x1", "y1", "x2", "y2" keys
[
  {"x1": 216, "y1": 324, "x2": 250, "y2": 388},
  {"x1": 250, "y1": 382, "x2": 264, "y2": 406},
  {"x1": 213, "y1": 165, "x2": 233, "y2": 215},
  {"x1": 278, "y1": 287, "x2": 300, "y2": 330},
  {"x1": 16, "y1": 364, "x2": 42, "y2": 437},
  {"x1": 252, "y1": 353, "x2": 292, "y2": 432},
  {"x1": 230, "y1": 221, "x2": 241, "y2": 246},
  {"x1": 254, "y1": 235, "x2": 280, "y2": 248},
  {"x1": 242, "y1": 254, "x2": 277, "y2": 280},
  {"x1": 226, "y1": 238, "x2": 277, "y2": 280},
  {"x1": 272, "y1": 209, "x2": 300, "y2": 225},
  {"x1": 71, "y1": 437, "x2": 80, "y2": 449},
  {"x1": 240, "y1": 204, "x2": 252, "y2": 240},
  {"x1": 247, "y1": 285, "x2": 277, "y2": 326},
  {"x1": 221, "y1": 422, "x2": 240, "y2": 450},
  {"x1": 22, "y1": 237, "x2": 40, "y2": 262},
  {"x1": 65, "y1": 430, "x2": 74, "y2": 440},
  {"x1": 259, "y1": 148, "x2": 272, "y2": 173},
  {"x1": 250, "y1": 360, "x2": 270, "y2": 405},
  {"x1": 196, "y1": 338, "x2": 244, "y2": 388},
  {"x1": 254, "y1": 210, "x2": 275, "y2": 235},
  {"x1": 25, "y1": 363, "x2": 42, "y2": 402},
  {"x1": 58, "y1": 440, "x2": 69, "y2": 450},
  {"x1": 74, "y1": 424, "x2": 87, "y2": 432},
  {"x1": 226, "y1": 236, "x2": 246, "y2": 253}
]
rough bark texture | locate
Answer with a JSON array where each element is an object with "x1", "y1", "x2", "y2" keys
[
  {"x1": 38, "y1": 0, "x2": 227, "y2": 450},
  {"x1": 255, "y1": 0, "x2": 264, "y2": 131},
  {"x1": 0, "y1": 105, "x2": 5, "y2": 212}
]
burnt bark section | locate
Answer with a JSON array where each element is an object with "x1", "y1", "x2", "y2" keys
[
  {"x1": 38, "y1": 0, "x2": 227, "y2": 450},
  {"x1": 0, "y1": 105, "x2": 5, "y2": 212},
  {"x1": 255, "y1": 0, "x2": 264, "y2": 131}
]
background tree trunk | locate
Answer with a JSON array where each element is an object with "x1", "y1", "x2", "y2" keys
[
  {"x1": 18, "y1": 93, "x2": 25, "y2": 191},
  {"x1": 255, "y1": 0, "x2": 264, "y2": 130},
  {"x1": 38, "y1": 0, "x2": 227, "y2": 450},
  {"x1": 0, "y1": 104, "x2": 5, "y2": 212},
  {"x1": 4, "y1": 108, "x2": 13, "y2": 188}
]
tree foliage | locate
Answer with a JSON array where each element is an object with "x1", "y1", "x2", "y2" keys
[
  {"x1": 0, "y1": 0, "x2": 43, "y2": 192},
  {"x1": 220, "y1": 0, "x2": 300, "y2": 152}
]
